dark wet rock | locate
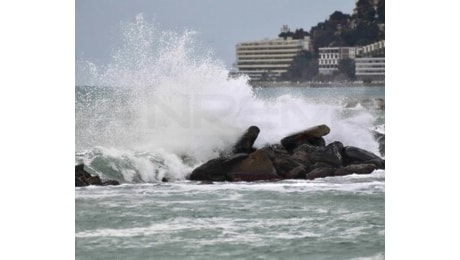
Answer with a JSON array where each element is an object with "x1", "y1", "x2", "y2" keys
[
  {"x1": 364, "y1": 158, "x2": 385, "y2": 170},
  {"x1": 260, "y1": 144, "x2": 310, "y2": 179},
  {"x1": 86, "y1": 176, "x2": 102, "y2": 185},
  {"x1": 75, "y1": 164, "x2": 121, "y2": 187},
  {"x1": 223, "y1": 153, "x2": 250, "y2": 164},
  {"x1": 290, "y1": 149, "x2": 310, "y2": 163},
  {"x1": 189, "y1": 153, "x2": 249, "y2": 181},
  {"x1": 311, "y1": 162, "x2": 336, "y2": 170},
  {"x1": 75, "y1": 164, "x2": 91, "y2": 179},
  {"x1": 283, "y1": 165, "x2": 309, "y2": 179},
  {"x1": 343, "y1": 146, "x2": 385, "y2": 169},
  {"x1": 281, "y1": 124, "x2": 330, "y2": 152},
  {"x1": 260, "y1": 144, "x2": 289, "y2": 160},
  {"x1": 189, "y1": 158, "x2": 232, "y2": 182},
  {"x1": 293, "y1": 141, "x2": 344, "y2": 167},
  {"x1": 75, "y1": 164, "x2": 91, "y2": 187},
  {"x1": 188, "y1": 125, "x2": 384, "y2": 182},
  {"x1": 232, "y1": 126, "x2": 260, "y2": 154},
  {"x1": 306, "y1": 167, "x2": 336, "y2": 180},
  {"x1": 227, "y1": 150, "x2": 279, "y2": 182},
  {"x1": 101, "y1": 180, "x2": 121, "y2": 186},
  {"x1": 272, "y1": 156, "x2": 308, "y2": 178},
  {"x1": 75, "y1": 176, "x2": 87, "y2": 187},
  {"x1": 335, "y1": 163, "x2": 377, "y2": 176}
]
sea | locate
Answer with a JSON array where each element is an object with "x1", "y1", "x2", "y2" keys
[{"x1": 75, "y1": 15, "x2": 385, "y2": 260}]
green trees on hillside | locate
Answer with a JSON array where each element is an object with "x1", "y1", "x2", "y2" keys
[
  {"x1": 280, "y1": 51, "x2": 318, "y2": 81},
  {"x1": 278, "y1": 0, "x2": 384, "y2": 82}
]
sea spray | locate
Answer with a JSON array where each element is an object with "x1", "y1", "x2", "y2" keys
[{"x1": 76, "y1": 14, "x2": 380, "y2": 183}]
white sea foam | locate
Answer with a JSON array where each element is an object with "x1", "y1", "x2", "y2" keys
[{"x1": 76, "y1": 14, "x2": 381, "y2": 182}]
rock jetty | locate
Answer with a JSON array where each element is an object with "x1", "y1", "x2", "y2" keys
[{"x1": 189, "y1": 124, "x2": 384, "y2": 182}]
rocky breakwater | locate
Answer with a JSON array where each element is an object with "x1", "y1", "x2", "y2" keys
[
  {"x1": 189, "y1": 124, "x2": 384, "y2": 182},
  {"x1": 75, "y1": 164, "x2": 120, "y2": 187}
]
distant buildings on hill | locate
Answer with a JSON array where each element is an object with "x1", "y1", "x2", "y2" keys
[
  {"x1": 232, "y1": 0, "x2": 385, "y2": 83},
  {"x1": 234, "y1": 26, "x2": 311, "y2": 81},
  {"x1": 318, "y1": 40, "x2": 384, "y2": 81}
]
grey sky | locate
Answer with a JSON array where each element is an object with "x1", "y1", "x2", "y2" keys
[{"x1": 76, "y1": 0, "x2": 355, "y2": 68}]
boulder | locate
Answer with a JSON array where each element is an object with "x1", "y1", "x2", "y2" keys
[
  {"x1": 305, "y1": 167, "x2": 336, "y2": 180},
  {"x1": 281, "y1": 124, "x2": 330, "y2": 152},
  {"x1": 310, "y1": 161, "x2": 336, "y2": 170},
  {"x1": 189, "y1": 153, "x2": 249, "y2": 181},
  {"x1": 75, "y1": 164, "x2": 121, "y2": 187},
  {"x1": 75, "y1": 164, "x2": 91, "y2": 187},
  {"x1": 227, "y1": 150, "x2": 280, "y2": 182},
  {"x1": 75, "y1": 176, "x2": 88, "y2": 187},
  {"x1": 335, "y1": 163, "x2": 377, "y2": 176},
  {"x1": 282, "y1": 165, "x2": 309, "y2": 179},
  {"x1": 232, "y1": 126, "x2": 260, "y2": 154},
  {"x1": 260, "y1": 144, "x2": 290, "y2": 160},
  {"x1": 293, "y1": 141, "x2": 344, "y2": 167},
  {"x1": 272, "y1": 156, "x2": 308, "y2": 179},
  {"x1": 261, "y1": 144, "x2": 310, "y2": 179},
  {"x1": 342, "y1": 146, "x2": 385, "y2": 169},
  {"x1": 189, "y1": 158, "x2": 232, "y2": 182},
  {"x1": 101, "y1": 180, "x2": 121, "y2": 186},
  {"x1": 75, "y1": 164, "x2": 92, "y2": 179},
  {"x1": 86, "y1": 176, "x2": 102, "y2": 185}
]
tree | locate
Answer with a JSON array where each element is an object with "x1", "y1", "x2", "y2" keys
[
  {"x1": 355, "y1": 0, "x2": 376, "y2": 21},
  {"x1": 376, "y1": 0, "x2": 385, "y2": 23},
  {"x1": 280, "y1": 51, "x2": 318, "y2": 81},
  {"x1": 337, "y1": 58, "x2": 355, "y2": 80}
]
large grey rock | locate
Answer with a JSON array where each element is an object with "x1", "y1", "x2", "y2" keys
[
  {"x1": 227, "y1": 150, "x2": 280, "y2": 182},
  {"x1": 293, "y1": 141, "x2": 344, "y2": 167},
  {"x1": 281, "y1": 124, "x2": 330, "y2": 152},
  {"x1": 343, "y1": 146, "x2": 385, "y2": 169},
  {"x1": 75, "y1": 164, "x2": 121, "y2": 187},
  {"x1": 335, "y1": 163, "x2": 377, "y2": 176},
  {"x1": 189, "y1": 153, "x2": 249, "y2": 181},
  {"x1": 232, "y1": 126, "x2": 260, "y2": 154},
  {"x1": 305, "y1": 167, "x2": 336, "y2": 180}
]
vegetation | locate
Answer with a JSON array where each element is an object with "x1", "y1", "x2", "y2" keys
[
  {"x1": 279, "y1": 51, "x2": 318, "y2": 81},
  {"x1": 279, "y1": 0, "x2": 384, "y2": 82},
  {"x1": 309, "y1": 0, "x2": 384, "y2": 54}
]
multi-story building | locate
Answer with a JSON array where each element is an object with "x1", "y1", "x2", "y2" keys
[
  {"x1": 235, "y1": 28, "x2": 310, "y2": 81},
  {"x1": 318, "y1": 47, "x2": 359, "y2": 75},
  {"x1": 355, "y1": 40, "x2": 384, "y2": 81},
  {"x1": 355, "y1": 57, "x2": 384, "y2": 81},
  {"x1": 358, "y1": 40, "x2": 385, "y2": 57},
  {"x1": 318, "y1": 40, "x2": 384, "y2": 81}
]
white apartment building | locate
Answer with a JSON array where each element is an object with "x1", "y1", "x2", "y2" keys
[
  {"x1": 355, "y1": 57, "x2": 384, "y2": 81},
  {"x1": 235, "y1": 36, "x2": 310, "y2": 81},
  {"x1": 318, "y1": 47, "x2": 359, "y2": 75},
  {"x1": 358, "y1": 40, "x2": 385, "y2": 57}
]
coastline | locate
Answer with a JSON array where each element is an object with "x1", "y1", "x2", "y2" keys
[{"x1": 249, "y1": 81, "x2": 385, "y2": 88}]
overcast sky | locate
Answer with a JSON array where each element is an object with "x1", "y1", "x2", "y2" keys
[{"x1": 76, "y1": 0, "x2": 356, "y2": 68}]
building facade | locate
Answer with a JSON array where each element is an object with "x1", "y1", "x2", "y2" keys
[
  {"x1": 358, "y1": 40, "x2": 385, "y2": 57},
  {"x1": 318, "y1": 40, "x2": 384, "y2": 81},
  {"x1": 235, "y1": 36, "x2": 310, "y2": 81},
  {"x1": 318, "y1": 47, "x2": 359, "y2": 75},
  {"x1": 355, "y1": 57, "x2": 385, "y2": 81},
  {"x1": 355, "y1": 40, "x2": 384, "y2": 81}
]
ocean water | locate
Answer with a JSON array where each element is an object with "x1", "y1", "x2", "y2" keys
[{"x1": 76, "y1": 14, "x2": 384, "y2": 259}]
